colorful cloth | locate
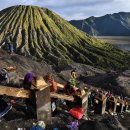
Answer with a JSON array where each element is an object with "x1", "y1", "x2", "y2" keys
[
  {"x1": 67, "y1": 120, "x2": 79, "y2": 130},
  {"x1": 24, "y1": 72, "x2": 34, "y2": 83},
  {"x1": 23, "y1": 72, "x2": 35, "y2": 89},
  {"x1": 69, "y1": 77, "x2": 78, "y2": 88}
]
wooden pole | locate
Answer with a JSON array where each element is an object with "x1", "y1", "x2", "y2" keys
[
  {"x1": 50, "y1": 93, "x2": 74, "y2": 102},
  {"x1": 81, "y1": 92, "x2": 89, "y2": 117},
  {"x1": 94, "y1": 94, "x2": 107, "y2": 114},
  {"x1": 0, "y1": 85, "x2": 31, "y2": 98},
  {"x1": 116, "y1": 99, "x2": 124, "y2": 113},
  {"x1": 107, "y1": 97, "x2": 118, "y2": 113},
  {"x1": 35, "y1": 86, "x2": 51, "y2": 120},
  {"x1": 113, "y1": 98, "x2": 118, "y2": 113},
  {"x1": 102, "y1": 96, "x2": 107, "y2": 114}
]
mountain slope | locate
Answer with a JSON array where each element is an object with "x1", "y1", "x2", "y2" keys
[
  {"x1": 0, "y1": 49, "x2": 53, "y2": 77},
  {"x1": 0, "y1": 6, "x2": 130, "y2": 70},
  {"x1": 1, "y1": 49, "x2": 130, "y2": 97},
  {"x1": 70, "y1": 12, "x2": 130, "y2": 36}
]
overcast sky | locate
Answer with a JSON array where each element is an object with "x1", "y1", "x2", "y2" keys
[{"x1": 0, "y1": 0, "x2": 130, "y2": 20}]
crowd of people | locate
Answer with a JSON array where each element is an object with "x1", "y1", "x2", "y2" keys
[
  {"x1": 0, "y1": 67, "x2": 130, "y2": 120},
  {"x1": 0, "y1": 68, "x2": 85, "y2": 119}
]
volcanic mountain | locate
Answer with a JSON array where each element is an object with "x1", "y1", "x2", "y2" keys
[
  {"x1": 0, "y1": 6, "x2": 130, "y2": 70},
  {"x1": 70, "y1": 12, "x2": 130, "y2": 36}
]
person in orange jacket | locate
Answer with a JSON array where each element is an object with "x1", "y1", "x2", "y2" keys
[{"x1": 44, "y1": 73, "x2": 58, "y2": 93}]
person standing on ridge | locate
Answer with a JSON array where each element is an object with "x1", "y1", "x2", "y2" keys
[{"x1": 0, "y1": 30, "x2": 14, "y2": 54}]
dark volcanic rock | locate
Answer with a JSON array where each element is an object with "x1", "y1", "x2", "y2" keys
[
  {"x1": 0, "y1": 49, "x2": 54, "y2": 77},
  {"x1": 79, "y1": 115, "x2": 128, "y2": 130}
]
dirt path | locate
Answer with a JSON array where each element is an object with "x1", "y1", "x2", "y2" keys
[{"x1": 120, "y1": 114, "x2": 130, "y2": 130}]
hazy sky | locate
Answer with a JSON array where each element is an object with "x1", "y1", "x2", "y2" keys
[{"x1": 0, "y1": 0, "x2": 130, "y2": 20}]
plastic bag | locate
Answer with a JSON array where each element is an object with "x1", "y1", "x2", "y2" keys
[{"x1": 69, "y1": 107, "x2": 84, "y2": 119}]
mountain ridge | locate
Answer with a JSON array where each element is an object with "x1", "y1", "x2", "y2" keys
[
  {"x1": 0, "y1": 6, "x2": 130, "y2": 70},
  {"x1": 70, "y1": 12, "x2": 130, "y2": 36}
]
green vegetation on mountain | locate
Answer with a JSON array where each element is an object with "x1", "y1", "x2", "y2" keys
[
  {"x1": 70, "y1": 12, "x2": 130, "y2": 36},
  {"x1": 0, "y1": 6, "x2": 130, "y2": 70}
]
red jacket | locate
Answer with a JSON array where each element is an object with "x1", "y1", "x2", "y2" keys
[{"x1": 50, "y1": 79, "x2": 58, "y2": 93}]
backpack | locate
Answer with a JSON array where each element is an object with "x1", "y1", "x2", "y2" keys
[{"x1": 0, "y1": 69, "x2": 8, "y2": 81}]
